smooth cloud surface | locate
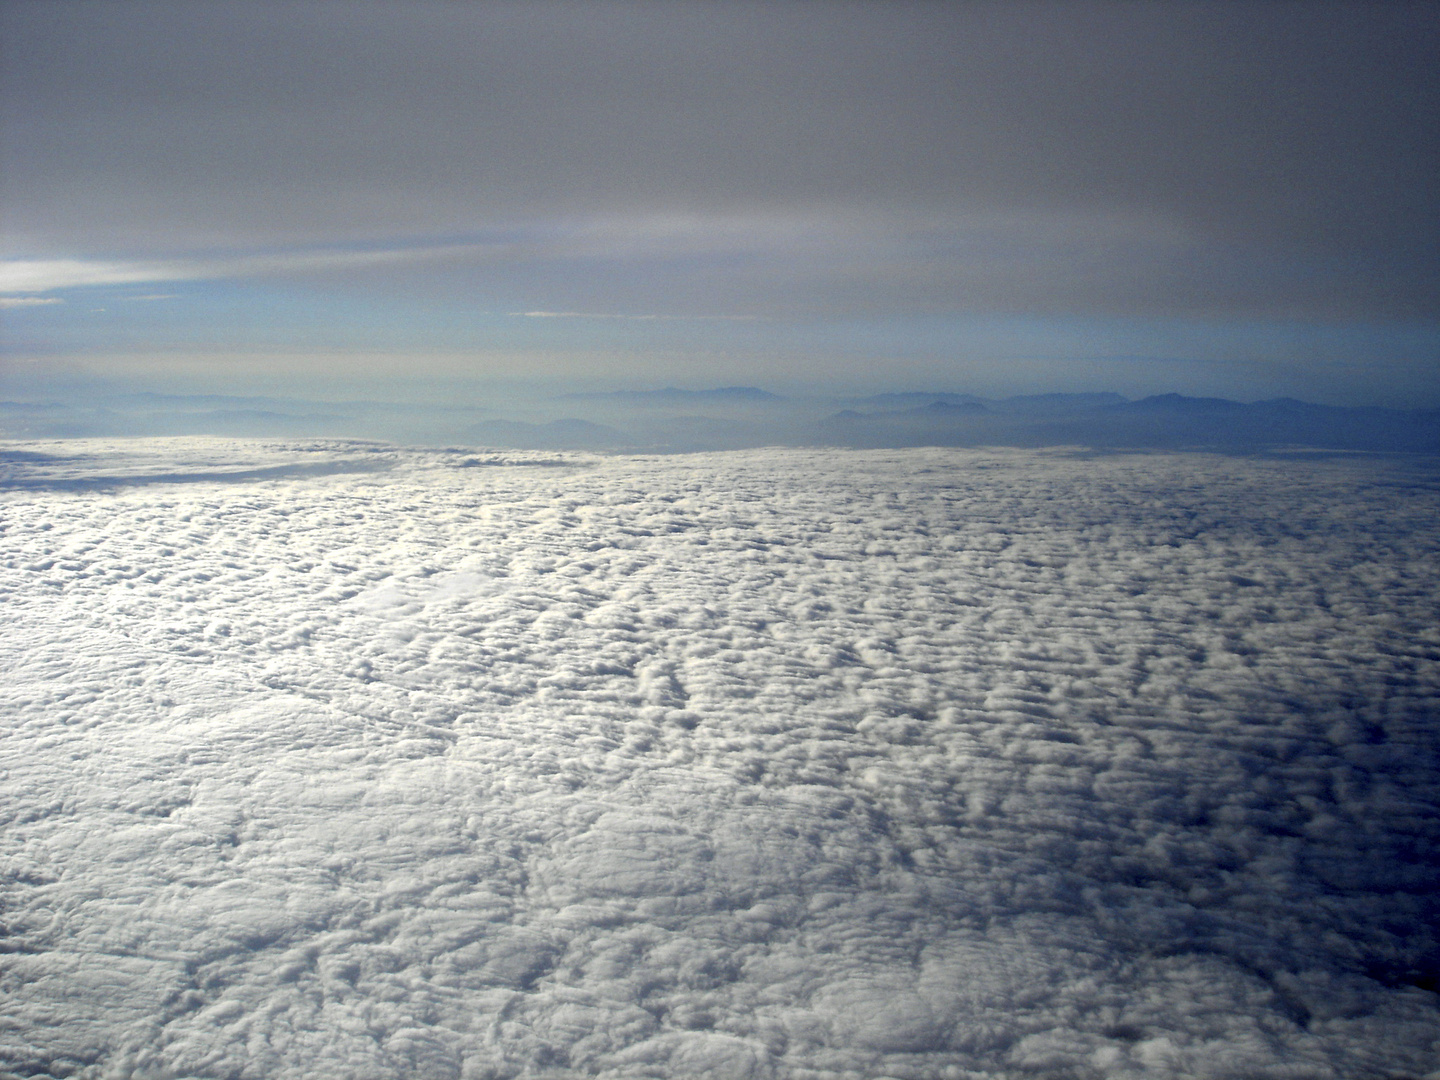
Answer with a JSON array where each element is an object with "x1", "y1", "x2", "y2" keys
[{"x1": 1, "y1": 440, "x2": 1438, "y2": 1078}]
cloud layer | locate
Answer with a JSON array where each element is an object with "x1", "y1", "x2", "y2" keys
[{"x1": 2, "y1": 440, "x2": 1438, "y2": 1077}]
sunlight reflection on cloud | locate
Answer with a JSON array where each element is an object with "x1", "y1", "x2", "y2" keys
[{"x1": 1, "y1": 439, "x2": 1436, "y2": 1078}]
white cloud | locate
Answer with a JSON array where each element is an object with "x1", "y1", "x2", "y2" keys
[
  {"x1": 519, "y1": 310, "x2": 759, "y2": 321},
  {"x1": 522, "y1": 310, "x2": 663, "y2": 319},
  {"x1": 0, "y1": 242, "x2": 502, "y2": 294},
  {"x1": 0, "y1": 257, "x2": 192, "y2": 292},
  {"x1": 0, "y1": 295, "x2": 64, "y2": 308},
  {"x1": 1, "y1": 438, "x2": 1437, "y2": 1078}
]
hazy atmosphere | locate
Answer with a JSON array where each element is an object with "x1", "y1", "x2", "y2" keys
[
  {"x1": 2, "y1": 0, "x2": 1437, "y2": 416},
  {"x1": 3, "y1": 4, "x2": 1439, "y2": 1080}
]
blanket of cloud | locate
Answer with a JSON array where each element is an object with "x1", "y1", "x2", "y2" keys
[{"x1": 2, "y1": 439, "x2": 1438, "y2": 1080}]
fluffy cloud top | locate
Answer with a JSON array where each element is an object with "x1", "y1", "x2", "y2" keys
[{"x1": 1, "y1": 440, "x2": 1437, "y2": 1078}]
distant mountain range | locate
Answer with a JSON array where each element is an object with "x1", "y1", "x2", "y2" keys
[
  {"x1": 561, "y1": 386, "x2": 786, "y2": 405},
  {"x1": 822, "y1": 393, "x2": 1440, "y2": 453},
  {"x1": 845, "y1": 391, "x2": 1127, "y2": 414},
  {"x1": 3, "y1": 388, "x2": 1436, "y2": 453}
]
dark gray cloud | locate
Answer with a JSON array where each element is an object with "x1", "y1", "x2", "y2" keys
[{"x1": 2, "y1": 0, "x2": 1436, "y2": 319}]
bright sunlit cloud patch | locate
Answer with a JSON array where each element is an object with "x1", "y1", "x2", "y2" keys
[
  {"x1": 0, "y1": 257, "x2": 191, "y2": 293},
  {"x1": 0, "y1": 242, "x2": 508, "y2": 295},
  {"x1": 1, "y1": 440, "x2": 1437, "y2": 1078}
]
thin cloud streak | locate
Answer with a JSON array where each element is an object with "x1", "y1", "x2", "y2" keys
[
  {"x1": 0, "y1": 242, "x2": 508, "y2": 294},
  {"x1": 0, "y1": 258, "x2": 191, "y2": 293},
  {"x1": 518, "y1": 311, "x2": 760, "y2": 322}
]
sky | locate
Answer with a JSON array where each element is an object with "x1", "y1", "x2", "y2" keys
[{"x1": 1, "y1": 0, "x2": 1438, "y2": 406}]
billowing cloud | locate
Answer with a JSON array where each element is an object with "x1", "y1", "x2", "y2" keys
[{"x1": 2, "y1": 439, "x2": 1437, "y2": 1078}]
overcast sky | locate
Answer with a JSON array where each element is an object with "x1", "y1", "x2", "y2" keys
[{"x1": 2, "y1": 0, "x2": 1437, "y2": 403}]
